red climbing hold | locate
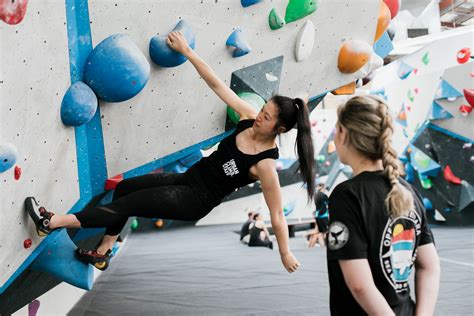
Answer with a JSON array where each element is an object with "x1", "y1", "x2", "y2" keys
[
  {"x1": 463, "y1": 89, "x2": 474, "y2": 107},
  {"x1": 459, "y1": 104, "x2": 472, "y2": 116},
  {"x1": 443, "y1": 165, "x2": 462, "y2": 185},
  {"x1": 0, "y1": 0, "x2": 28, "y2": 25},
  {"x1": 456, "y1": 48, "x2": 471, "y2": 64},
  {"x1": 14, "y1": 165, "x2": 21, "y2": 180},
  {"x1": 105, "y1": 174, "x2": 124, "y2": 191},
  {"x1": 24, "y1": 238, "x2": 32, "y2": 249}
]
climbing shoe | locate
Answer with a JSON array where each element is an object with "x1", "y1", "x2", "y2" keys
[{"x1": 25, "y1": 197, "x2": 56, "y2": 237}]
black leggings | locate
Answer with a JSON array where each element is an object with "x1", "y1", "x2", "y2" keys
[{"x1": 74, "y1": 172, "x2": 217, "y2": 236}]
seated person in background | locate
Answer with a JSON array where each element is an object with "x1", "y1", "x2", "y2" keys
[
  {"x1": 240, "y1": 210, "x2": 255, "y2": 244},
  {"x1": 308, "y1": 182, "x2": 329, "y2": 248},
  {"x1": 248, "y1": 213, "x2": 273, "y2": 250}
]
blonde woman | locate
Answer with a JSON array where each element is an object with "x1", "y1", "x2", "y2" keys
[{"x1": 326, "y1": 96, "x2": 440, "y2": 315}]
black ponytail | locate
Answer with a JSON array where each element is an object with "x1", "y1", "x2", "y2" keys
[
  {"x1": 271, "y1": 95, "x2": 315, "y2": 200},
  {"x1": 294, "y1": 98, "x2": 315, "y2": 200}
]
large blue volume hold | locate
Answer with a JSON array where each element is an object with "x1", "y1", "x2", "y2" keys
[
  {"x1": 0, "y1": 143, "x2": 18, "y2": 173},
  {"x1": 61, "y1": 81, "x2": 98, "y2": 126},
  {"x1": 84, "y1": 34, "x2": 150, "y2": 102},
  {"x1": 149, "y1": 20, "x2": 196, "y2": 67},
  {"x1": 241, "y1": 0, "x2": 263, "y2": 7}
]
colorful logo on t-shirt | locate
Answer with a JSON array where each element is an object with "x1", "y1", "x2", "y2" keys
[
  {"x1": 380, "y1": 211, "x2": 421, "y2": 293},
  {"x1": 222, "y1": 159, "x2": 239, "y2": 177}
]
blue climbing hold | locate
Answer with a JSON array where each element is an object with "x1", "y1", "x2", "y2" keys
[
  {"x1": 397, "y1": 61, "x2": 413, "y2": 80},
  {"x1": 60, "y1": 81, "x2": 98, "y2": 126},
  {"x1": 409, "y1": 145, "x2": 441, "y2": 178},
  {"x1": 84, "y1": 34, "x2": 150, "y2": 102},
  {"x1": 226, "y1": 28, "x2": 252, "y2": 58},
  {"x1": 434, "y1": 79, "x2": 463, "y2": 100},
  {"x1": 241, "y1": 0, "x2": 263, "y2": 7},
  {"x1": 0, "y1": 143, "x2": 18, "y2": 173},
  {"x1": 422, "y1": 197, "x2": 433, "y2": 211},
  {"x1": 405, "y1": 162, "x2": 415, "y2": 184},
  {"x1": 149, "y1": 20, "x2": 196, "y2": 68},
  {"x1": 429, "y1": 101, "x2": 454, "y2": 120}
]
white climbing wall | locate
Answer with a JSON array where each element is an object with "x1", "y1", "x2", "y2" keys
[
  {"x1": 0, "y1": 1, "x2": 79, "y2": 290},
  {"x1": 87, "y1": 0, "x2": 381, "y2": 176},
  {"x1": 0, "y1": 0, "x2": 382, "y2": 297}
]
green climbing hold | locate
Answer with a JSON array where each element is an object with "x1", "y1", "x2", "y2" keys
[
  {"x1": 227, "y1": 92, "x2": 266, "y2": 124},
  {"x1": 269, "y1": 8, "x2": 285, "y2": 30},
  {"x1": 421, "y1": 52, "x2": 430, "y2": 65},
  {"x1": 407, "y1": 89, "x2": 414, "y2": 102},
  {"x1": 130, "y1": 218, "x2": 138, "y2": 230},
  {"x1": 418, "y1": 173, "x2": 432, "y2": 189},
  {"x1": 316, "y1": 155, "x2": 326, "y2": 163},
  {"x1": 284, "y1": 0, "x2": 319, "y2": 24}
]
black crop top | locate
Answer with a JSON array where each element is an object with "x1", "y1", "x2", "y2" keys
[{"x1": 187, "y1": 119, "x2": 279, "y2": 201}]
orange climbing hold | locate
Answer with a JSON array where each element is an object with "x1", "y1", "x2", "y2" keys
[
  {"x1": 327, "y1": 140, "x2": 336, "y2": 154},
  {"x1": 332, "y1": 82, "x2": 356, "y2": 95},
  {"x1": 444, "y1": 165, "x2": 462, "y2": 185},
  {"x1": 154, "y1": 219, "x2": 164, "y2": 228},
  {"x1": 374, "y1": 1, "x2": 391, "y2": 42},
  {"x1": 337, "y1": 40, "x2": 372, "y2": 74}
]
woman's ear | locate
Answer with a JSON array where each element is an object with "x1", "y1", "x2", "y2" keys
[{"x1": 277, "y1": 125, "x2": 287, "y2": 134}]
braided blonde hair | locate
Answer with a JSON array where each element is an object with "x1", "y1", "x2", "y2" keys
[{"x1": 337, "y1": 95, "x2": 414, "y2": 217}]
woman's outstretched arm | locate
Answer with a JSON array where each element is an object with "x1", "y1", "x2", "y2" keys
[
  {"x1": 255, "y1": 158, "x2": 300, "y2": 273},
  {"x1": 167, "y1": 31, "x2": 257, "y2": 120}
]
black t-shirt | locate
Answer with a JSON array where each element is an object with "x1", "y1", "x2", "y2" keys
[
  {"x1": 326, "y1": 171, "x2": 434, "y2": 316},
  {"x1": 187, "y1": 119, "x2": 279, "y2": 201},
  {"x1": 314, "y1": 191, "x2": 329, "y2": 233},
  {"x1": 240, "y1": 219, "x2": 253, "y2": 240}
]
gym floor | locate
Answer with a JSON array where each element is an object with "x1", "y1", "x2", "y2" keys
[{"x1": 69, "y1": 224, "x2": 474, "y2": 315}]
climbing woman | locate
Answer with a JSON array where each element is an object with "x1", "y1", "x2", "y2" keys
[
  {"x1": 325, "y1": 95, "x2": 439, "y2": 315},
  {"x1": 26, "y1": 31, "x2": 315, "y2": 273}
]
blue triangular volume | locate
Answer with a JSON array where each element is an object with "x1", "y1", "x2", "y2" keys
[
  {"x1": 397, "y1": 61, "x2": 413, "y2": 80},
  {"x1": 31, "y1": 229, "x2": 93, "y2": 290},
  {"x1": 374, "y1": 31, "x2": 393, "y2": 58},
  {"x1": 434, "y1": 79, "x2": 463, "y2": 100},
  {"x1": 408, "y1": 145, "x2": 441, "y2": 178},
  {"x1": 430, "y1": 101, "x2": 454, "y2": 120}
]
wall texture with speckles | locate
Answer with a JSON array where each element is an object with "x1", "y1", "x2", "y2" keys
[
  {"x1": 0, "y1": 1, "x2": 80, "y2": 290},
  {"x1": 88, "y1": 0, "x2": 380, "y2": 176}
]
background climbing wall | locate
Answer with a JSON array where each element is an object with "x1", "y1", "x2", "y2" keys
[
  {"x1": 0, "y1": 1, "x2": 80, "y2": 291},
  {"x1": 87, "y1": 0, "x2": 381, "y2": 177}
]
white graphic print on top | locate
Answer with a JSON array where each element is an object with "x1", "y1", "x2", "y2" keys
[{"x1": 223, "y1": 159, "x2": 239, "y2": 177}]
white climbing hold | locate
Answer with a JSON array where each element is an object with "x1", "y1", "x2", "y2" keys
[
  {"x1": 295, "y1": 20, "x2": 315, "y2": 62},
  {"x1": 433, "y1": 209, "x2": 446, "y2": 222},
  {"x1": 266, "y1": 73, "x2": 278, "y2": 81}
]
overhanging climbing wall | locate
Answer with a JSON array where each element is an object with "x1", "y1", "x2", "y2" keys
[{"x1": 0, "y1": 0, "x2": 80, "y2": 294}]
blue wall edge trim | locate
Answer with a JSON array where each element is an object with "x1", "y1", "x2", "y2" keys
[
  {"x1": 427, "y1": 123, "x2": 474, "y2": 143},
  {"x1": 122, "y1": 130, "x2": 234, "y2": 178}
]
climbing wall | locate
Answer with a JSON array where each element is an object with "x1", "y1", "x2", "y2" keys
[
  {"x1": 369, "y1": 26, "x2": 474, "y2": 226},
  {"x1": 0, "y1": 0, "x2": 80, "y2": 294},
  {"x1": 1, "y1": 0, "x2": 384, "y2": 311},
  {"x1": 86, "y1": 0, "x2": 381, "y2": 176}
]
